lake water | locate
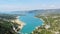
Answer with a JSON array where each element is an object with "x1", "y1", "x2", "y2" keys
[{"x1": 19, "y1": 13, "x2": 43, "y2": 34}]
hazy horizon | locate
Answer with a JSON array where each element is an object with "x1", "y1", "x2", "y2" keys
[{"x1": 0, "y1": 0, "x2": 60, "y2": 11}]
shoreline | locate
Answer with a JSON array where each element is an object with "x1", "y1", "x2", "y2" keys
[
  {"x1": 34, "y1": 17, "x2": 45, "y2": 25},
  {"x1": 34, "y1": 17, "x2": 45, "y2": 30},
  {"x1": 11, "y1": 16, "x2": 26, "y2": 29},
  {"x1": 16, "y1": 16, "x2": 26, "y2": 29},
  {"x1": 40, "y1": 18, "x2": 45, "y2": 25}
]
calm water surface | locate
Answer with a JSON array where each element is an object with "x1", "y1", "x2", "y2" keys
[{"x1": 19, "y1": 13, "x2": 43, "y2": 34}]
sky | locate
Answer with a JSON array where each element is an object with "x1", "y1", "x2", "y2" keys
[{"x1": 0, "y1": 0, "x2": 60, "y2": 11}]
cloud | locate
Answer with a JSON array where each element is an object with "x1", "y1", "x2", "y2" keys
[
  {"x1": 0, "y1": 5, "x2": 29, "y2": 11},
  {"x1": 0, "y1": 4, "x2": 60, "y2": 11},
  {"x1": 39, "y1": 4, "x2": 60, "y2": 9}
]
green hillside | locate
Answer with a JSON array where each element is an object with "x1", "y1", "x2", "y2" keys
[
  {"x1": 0, "y1": 14, "x2": 21, "y2": 34},
  {"x1": 31, "y1": 14, "x2": 60, "y2": 34}
]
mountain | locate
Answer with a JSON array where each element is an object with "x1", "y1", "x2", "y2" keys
[
  {"x1": 0, "y1": 9, "x2": 60, "y2": 15},
  {"x1": 27, "y1": 9, "x2": 60, "y2": 15}
]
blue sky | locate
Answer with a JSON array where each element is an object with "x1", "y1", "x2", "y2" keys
[{"x1": 0, "y1": 0, "x2": 60, "y2": 11}]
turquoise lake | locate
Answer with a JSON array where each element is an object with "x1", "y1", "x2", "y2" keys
[{"x1": 19, "y1": 13, "x2": 43, "y2": 34}]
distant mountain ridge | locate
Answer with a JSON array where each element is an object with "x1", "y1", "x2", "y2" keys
[
  {"x1": 0, "y1": 9, "x2": 60, "y2": 15},
  {"x1": 27, "y1": 9, "x2": 60, "y2": 14}
]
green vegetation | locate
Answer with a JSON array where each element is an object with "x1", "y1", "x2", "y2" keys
[
  {"x1": 0, "y1": 14, "x2": 17, "y2": 20},
  {"x1": 31, "y1": 14, "x2": 60, "y2": 34},
  {"x1": 0, "y1": 14, "x2": 21, "y2": 34}
]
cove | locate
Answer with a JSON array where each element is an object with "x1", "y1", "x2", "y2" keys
[{"x1": 19, "y1": 13, "x2": 43, "y2": 34}]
